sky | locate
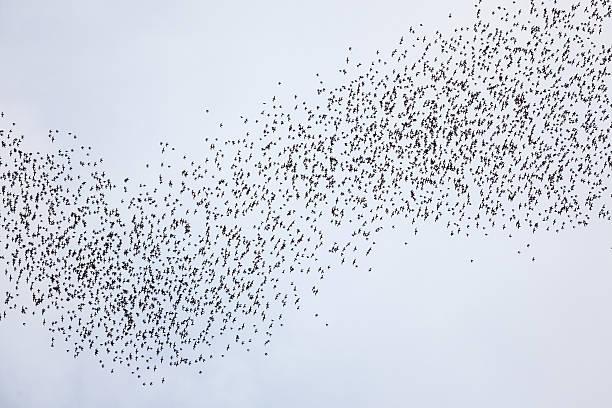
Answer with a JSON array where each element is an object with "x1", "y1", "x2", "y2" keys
[{"x1": 1, "y1": 0, "x2": 612, "y2": 407}]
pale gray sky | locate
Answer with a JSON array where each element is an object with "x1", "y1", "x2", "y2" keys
[{"x1": 1, "y1": 0, "x2": 612, "y2": 407}]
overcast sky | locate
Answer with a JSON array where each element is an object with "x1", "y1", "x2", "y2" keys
[{"x1": 1, "y1": 0, "x2": 612, "y2": 407}]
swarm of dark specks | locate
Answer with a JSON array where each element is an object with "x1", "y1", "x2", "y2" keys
[{"x1": 1, "y1": 0, "x2": 611, "y2": 385}]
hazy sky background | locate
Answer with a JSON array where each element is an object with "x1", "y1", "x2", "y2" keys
[{"x1": 1, "y1": 0, "x2": 612, "y2": 407}]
